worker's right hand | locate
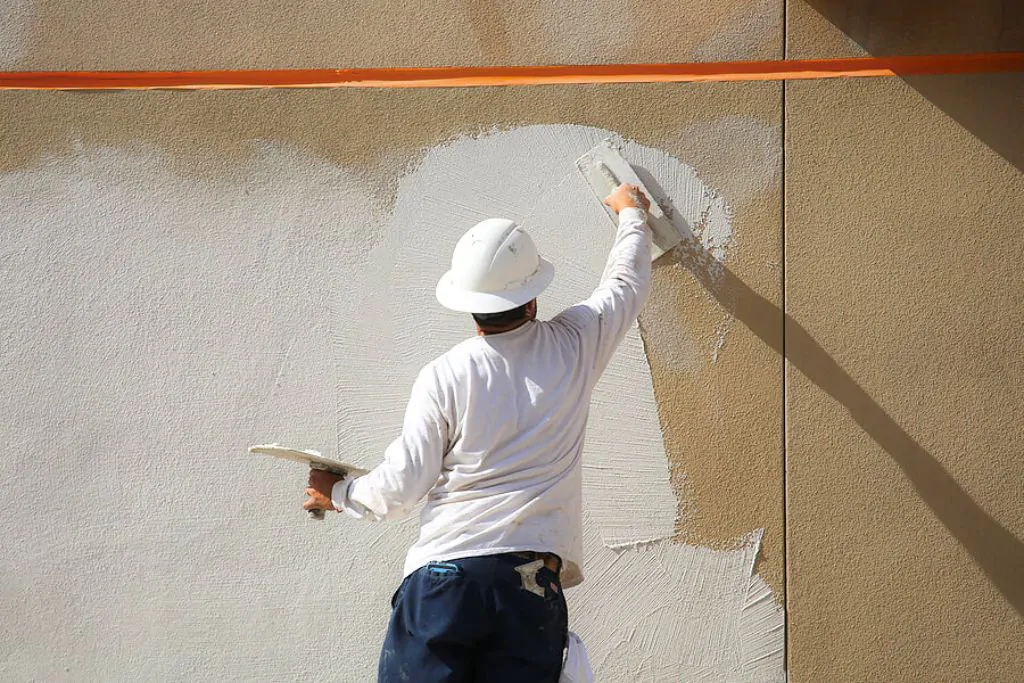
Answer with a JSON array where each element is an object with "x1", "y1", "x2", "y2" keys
[
  {"x1": 603, "y1": 183, "x2": 650, "y2": 214},
  {"x1": 304, "y1": 468, "x2": 343, "y2": 513}
]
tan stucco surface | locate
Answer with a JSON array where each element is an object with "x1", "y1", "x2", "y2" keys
[
  {"x1": 786, "y1": 2, "x2": 1024, "y2": 680},
  {"x1": 1, "y1": 1, "x2": 787, "y2": 678},
  {"x1": 8, "y1": 0, "x2": 782, "y2": 70}
]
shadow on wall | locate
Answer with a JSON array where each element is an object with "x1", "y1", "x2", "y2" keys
[
  {"x1": 637, "y1": 170, "x2": 1024, "y2": 617},
  {"x1": 799, "y1": 0, "x2": 1024, "y2": 172}
]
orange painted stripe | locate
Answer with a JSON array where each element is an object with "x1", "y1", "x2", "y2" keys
[{"x1": 1, "y1": 52, "x2": 1022, "y2": 91}]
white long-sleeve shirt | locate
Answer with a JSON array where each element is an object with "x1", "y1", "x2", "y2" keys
[{"x1": 333, "y1": 207, "x2": 652, "y2": 588}]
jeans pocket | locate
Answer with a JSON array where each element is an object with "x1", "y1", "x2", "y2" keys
[{"x1": 423, "y1": 561, "x2": 466, "y2": 601}]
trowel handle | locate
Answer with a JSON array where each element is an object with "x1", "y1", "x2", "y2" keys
[{"x1": 596, "y1": 162, "x2": 620, "y2": 188}]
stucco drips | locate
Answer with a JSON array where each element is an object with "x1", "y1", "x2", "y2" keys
[{"x1": 0, "y1": 125, "x2": 782, "y2": 681}]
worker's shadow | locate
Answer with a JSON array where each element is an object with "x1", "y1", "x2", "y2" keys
[{"x1": 634, "y1": 168, "x2": 1024, "y2": 617}]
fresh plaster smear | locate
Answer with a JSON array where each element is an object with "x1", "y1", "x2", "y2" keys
[{"x1": 0, "y1": 125, "x2": 781, "y2": 681}]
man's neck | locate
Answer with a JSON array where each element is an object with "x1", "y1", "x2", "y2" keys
[{"x1": 476, "y1": 318, "x2": 532, "y2": 336}]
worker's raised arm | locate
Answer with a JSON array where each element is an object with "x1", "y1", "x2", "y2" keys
[
  {"x1": 331, "y1": 366, "x2": 449, "y2": 521},
  {"x1": 558, "y1": 184, "x2": 653, "y2": 375}
]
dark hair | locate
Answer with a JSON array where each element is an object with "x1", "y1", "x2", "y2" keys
[{"x1": 472, "y1": 303, "x2": 529, "y2": 328}]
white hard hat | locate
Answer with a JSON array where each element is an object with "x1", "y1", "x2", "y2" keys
[{"x1": 435, "y1": 218, "x2": 555, "y2": 314}]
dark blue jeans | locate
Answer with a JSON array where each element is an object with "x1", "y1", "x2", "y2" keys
[{"x1": 378, "y1": 553, "x2": 568, "y2": 683}]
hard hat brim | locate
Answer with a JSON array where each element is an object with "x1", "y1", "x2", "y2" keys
[{"x1": 435, "y1": 257, "x2": 555, "y2": 314}]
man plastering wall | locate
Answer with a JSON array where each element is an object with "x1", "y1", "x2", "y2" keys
[{"x1": 302, "y1": 183, "x2": 651, "y2": 682}]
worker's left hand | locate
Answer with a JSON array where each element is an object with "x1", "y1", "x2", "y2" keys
[{"x1": 303, "y1": 469, "x2": 343, "y2": 512}]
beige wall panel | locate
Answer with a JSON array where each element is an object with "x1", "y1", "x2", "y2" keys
[
  {"x1": 2, "y1": 1, "x2": 787, "y2": 676},
  {"x1": 785, "y1": 71, "x2": 1024, "y2": 680},
  {"x1": 786, "y1": 3, "x2": 1023, "y2": 679}
]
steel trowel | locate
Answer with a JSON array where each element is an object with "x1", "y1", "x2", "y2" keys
[{"x1": 576, "y1": 139, "x2": 686, "y2": 261}]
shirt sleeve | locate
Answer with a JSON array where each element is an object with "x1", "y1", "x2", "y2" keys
[
  {"x1": 331, "y1": 365, "x2": 449, "y2": 521},
  {"x1": 555, "y1": 206, "x2": 653, "y2": 375}
]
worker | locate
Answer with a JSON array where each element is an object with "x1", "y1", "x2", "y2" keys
[{"x1": 303, "y1": 183, "x2": 652, "y2": 683}]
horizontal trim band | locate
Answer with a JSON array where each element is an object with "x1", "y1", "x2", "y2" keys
[{"x1": 1, "y1": 52, "x2": 1022, "y2": 91}]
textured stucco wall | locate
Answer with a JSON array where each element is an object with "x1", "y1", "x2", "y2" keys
[
  {"x1": 786, "y1": 1, "x2": 1024, "y2": 680},
  {"x1": 0, "y1": 1, "x2": 786, "y2": 681},
  {"x1": 5, "y1": 0, "x2": 1019, "y2": 680}
]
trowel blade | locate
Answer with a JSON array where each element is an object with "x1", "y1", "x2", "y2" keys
[{"x1": 575, "y1": 139, "x2": 685, "y2": 261}]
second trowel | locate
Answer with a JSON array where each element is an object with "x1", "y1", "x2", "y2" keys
[{"x1": 575, "y1": 139, "x2": 686, "y2": 261}]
